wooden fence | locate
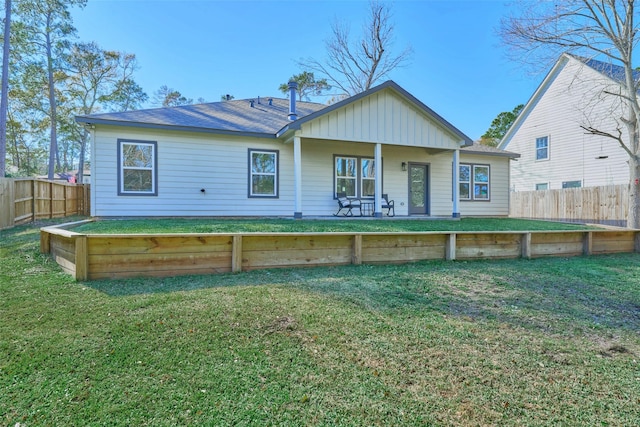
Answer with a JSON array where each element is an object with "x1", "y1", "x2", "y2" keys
[
  {"x1": 510, "y1": 185, "x2": 628, "y2": 226},
  {"x1": 41, "y1": 220, "x2": 639, "y2": 281},
  {"x1": 0, "y1": 178, "x2": 90, "y2": 229}
]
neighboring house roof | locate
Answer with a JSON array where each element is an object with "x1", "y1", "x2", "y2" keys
[
  {"x1": 499, "y1": 53, "x2": 638, "y2": 150},
  {"x1": 76, "y1": 80, "x2": 473, "y2": 145},
  {"x1": 461, "y1": 143, "x2": 520, "y2": 159}
]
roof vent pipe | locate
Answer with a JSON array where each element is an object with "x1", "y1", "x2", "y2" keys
[
  {"x1": 257, "y1": 96, "x2": 261, "y2": 104},
  {"x1": 288, "y1": 81, "x2": 298, "y2": 121},
  {"x1": 250, "y1": 99, "x2": 255, "y2": 108},
  {"x1": 268, "y1": 98, "x2": 273, "y2": 106}
]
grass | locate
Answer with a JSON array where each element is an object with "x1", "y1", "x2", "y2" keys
[
  {"x1": 71, "y1": 217, "x2": 597, "y2": 234},
  {"x1": 2, "y1": 218, "x2": 639, "y2": 426}
]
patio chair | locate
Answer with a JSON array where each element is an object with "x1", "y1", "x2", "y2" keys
[
  {"x1": 381, "y1": 193, "x2": 395, "y2": 217},
  {"x1": 334, "y1": 192, "x2": 361, "y2": 216}
]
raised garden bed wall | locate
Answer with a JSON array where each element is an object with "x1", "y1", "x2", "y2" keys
[{"x1": 40, "y1": 224, "x2": 640, "y2": 281}]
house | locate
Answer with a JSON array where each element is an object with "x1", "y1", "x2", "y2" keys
[
  {"x1": 76, "y1": 80, "x2": 519, "y2": 218},
  {"x1": 499, "y1": 53, "x2": 634, "y2": 192}
]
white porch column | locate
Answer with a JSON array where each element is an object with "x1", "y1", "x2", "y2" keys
[
  {"x1": 452, "y1": 148, "x2": 460, "y2": 218},
  {"x1": 293, "y1": 136, "x2": 302, "y2": 219},
  {"x1": 374, "y1": 143, "x2": 382, "y2": 217}
]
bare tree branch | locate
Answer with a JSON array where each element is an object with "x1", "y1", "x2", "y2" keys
[{"x1": 299, "y1": 0, "x2": 412, "y2": 97}]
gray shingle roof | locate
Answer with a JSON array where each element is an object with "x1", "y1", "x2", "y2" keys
[
  {"x1": 76, "y1": 97, "x2": 327, "y2": 137},
  {"x1": 461, "y1": 143, "x2": 520, "y2": 158},
  {"x1": 572, "y1": 54, "x2": 640, "y2": 83},
  {"x1": 76, "y1": 80, "x2": 473, "y2": 145}
]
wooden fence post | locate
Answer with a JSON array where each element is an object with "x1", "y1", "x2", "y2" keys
[
  {"x1": 232, "y1": 235, "x2": 243, "y2": 273},
  {"x1": 521, "y1": 232, "x2": 531, "y2": 259},
  {"x1": 352, "y1": 234, "x2": 362, "y2": 265},
  {"x1": 446, "y1": 233, "x2": 456, "y2": 260},
  {"x1": 583, "y1": 231, "x2": 593, "y2": 256},
  {"x1": 75, "y1": 235, "x2": 88, "y2": 281}
]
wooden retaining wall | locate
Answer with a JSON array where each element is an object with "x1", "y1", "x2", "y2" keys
[
  {"x1": 40, "y1": 223, "x2": 640, "y2": 281},
  {"x1": 1, "y1": 178, "x2": 90, "y2": 229}
]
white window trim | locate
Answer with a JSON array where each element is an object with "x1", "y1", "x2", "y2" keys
[
  {"x1": 117, "y1": 139, "x2": 158, "y2": 196},
  {"x1": 249, "y1": 149, "x2": 279, "y2": 198},
  {"x1": 536, "y1": 136, "x2": 549, "y2": 161}
]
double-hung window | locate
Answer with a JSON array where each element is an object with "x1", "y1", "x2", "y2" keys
[
  {"x1": 536, "y1": 136, "x2": 549, "y2": 160},
  {"x1": 335, "y1": 155, "x2": 376, "y2": 198},
  {"x1": 249, "y1": 149, "x2": 278, "y2": 197},
  {"x1": 118, "y1": 139, "x2": 157, "y2": 196},
  {"x1": 459, "y1": 163, "x2": 490, "y2": 201}
]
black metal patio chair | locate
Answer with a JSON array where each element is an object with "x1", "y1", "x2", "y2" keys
[{"x1": 334, "y1": 192, "x2": 361, "y2": 216}]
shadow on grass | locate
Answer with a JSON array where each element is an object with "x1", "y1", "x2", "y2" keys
[{"x1": 83, "y1": 254, "x2": 640, "y2": 336}]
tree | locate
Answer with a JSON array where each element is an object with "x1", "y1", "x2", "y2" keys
[
  {"x1": 62, "y1": 42, "x2": 147, "y2": 183},
  {"x1": 501, "y1": 0, "x2": 640, "y2": 229},
  {"x1": 481, "y1": 104, "x2": 524, "y2": 147},
  {"x1": 278, "y1": 71, "x2": 331, "y2": 101},
  {"x1": 16, "y1": 0, "x2": 87, "y2": 180},
  {"x1": 153, "y1": 85, "x2": 192, "y2": 107},
  {"x1": 299, "y1": 0, "x2": 412, "y2": 97},
  {"x1": 0, "y1": 0, "x2": 11, "y2": 177},
  {"x1": 220, "y1": 94, "x2": 234, "y2": 101}
]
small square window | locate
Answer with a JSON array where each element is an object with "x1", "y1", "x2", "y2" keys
[{"x1": 536, "y1": 183, "x2": 548, "y2": 190}]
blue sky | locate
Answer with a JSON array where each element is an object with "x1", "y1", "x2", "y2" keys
[{"x1": 70, "y1": 0, "x2": 543, "y2": 141}]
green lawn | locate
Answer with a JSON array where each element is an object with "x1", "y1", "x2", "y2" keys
[
  {"x1": 2, "y1": 219, "x2": 639, "y2": 426},
  {"x1": 72, "y1": 217, "x2": 596, "y2": 234}
]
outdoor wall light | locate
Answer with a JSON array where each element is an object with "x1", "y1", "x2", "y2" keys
[{"x1": 401, "y1": 162, "x2": 407, "y2": 171}]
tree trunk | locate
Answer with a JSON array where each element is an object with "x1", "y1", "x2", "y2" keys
[
  {"x1": 629, "y1": 159, "x2": 640, "y2": 228},
  {"x1": 0, "y1": 0, "x2": 11, "y2": 177},
  {"x1": 45, "y1": 12, "x2": 58, "y2": 181},
  {"x1": 77, "y1": 129, "x2": 88, "y2": 184}
]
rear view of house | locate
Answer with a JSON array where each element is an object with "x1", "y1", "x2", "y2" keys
[{"x1": 77, "y1": 80, "x2": 518, "y2": 218}]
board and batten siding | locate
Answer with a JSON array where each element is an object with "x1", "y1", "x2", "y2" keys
[
  {"x1": 299, "y1": 89, "x2": 461, "y2": 150},
  {"x1": 506, "y1": 57, "x2": 630, "y2": 192}
]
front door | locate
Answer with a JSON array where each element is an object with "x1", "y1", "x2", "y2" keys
[{"x1": 408, "y1": 163, "x2": 429, "y2": 215}]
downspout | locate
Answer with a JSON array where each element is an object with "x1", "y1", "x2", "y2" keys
[{"x1": 452, "y1": 148, "x2": 460, "y2": 218}]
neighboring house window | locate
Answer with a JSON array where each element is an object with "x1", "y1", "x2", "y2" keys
[
  {"x1": 118, "y1": 139, "x2": 157, "y2": 196},
  {"x1": 249, "y1": 149, "x2": 278, "y2": 197},
  {"x1": 562, "y1": 180, "x2": 581, "y2": 189},
  {"x1": 536, "y1": 136, "x2": 549, "y2": 160},
  {"x1": 536, "y1": 183, "x2": 549, "y2": 190},
  {"x1": 335, "y1": 155, "x2": 377, "y2": 198},
  {"x1": 459, "y1": 163, "x2": 490, "y2": 201}
]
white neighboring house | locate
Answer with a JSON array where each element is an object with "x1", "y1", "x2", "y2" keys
[
  {"x1": 76, "y1": 80, "x2": 519, "y2": 218},
  {"x1": 499, "y1": 53, "x2": 633, "y2": 192}
]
